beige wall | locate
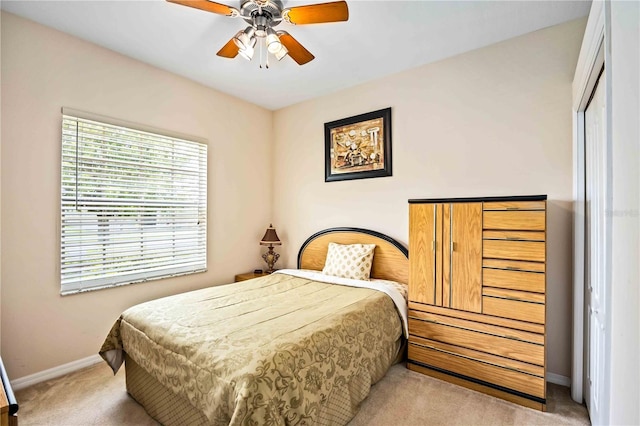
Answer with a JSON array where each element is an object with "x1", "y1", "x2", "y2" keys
[
  {"x1": 0, "y1": 12, "x2": 273, "y2": 379},
  {"x1": 273, "y1": 18, "x2": 586, "y2": 378}
]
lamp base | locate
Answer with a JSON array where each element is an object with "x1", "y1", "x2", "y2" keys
[{"x1": 262, "y1": 245, "x2": 280, "y2": 273}]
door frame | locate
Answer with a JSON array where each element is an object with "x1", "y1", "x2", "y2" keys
[{"x1": 571, "y1": 0, "x2": 612, "y2": 420}]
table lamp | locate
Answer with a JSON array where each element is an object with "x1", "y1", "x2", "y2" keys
[{"x1": 260, "y1": 224, "x2": 282, "y2": 273}]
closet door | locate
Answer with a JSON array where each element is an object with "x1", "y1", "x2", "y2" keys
[
  {"x1": 409, "y1": 204, "x2": 443, "y2": 305},
  {"x1": 584, "y1": 69, "x2": 607, "y2": 424},
  {"x1": 443, "y1": 203, "x2": 482, "y2": 313}
]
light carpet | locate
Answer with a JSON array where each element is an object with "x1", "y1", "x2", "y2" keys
[{"x1": 15, "y1": 362, "x2": 590, "y2": 425}]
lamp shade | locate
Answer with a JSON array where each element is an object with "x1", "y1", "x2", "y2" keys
[
  {"x1": 266, "y1": 28, "x2": 282, "y2": 54},
  {"x1": 274, "y1": 44, "x2": 288, "y2": 61},
  {"x1": 260, "y1": 224, "x2": 282, "y2": 246}
]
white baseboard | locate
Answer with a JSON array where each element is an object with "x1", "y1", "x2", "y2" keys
[
  {"x1": 547, "y1": 372, "x2": 571, "y2": 387},
  {"x1": 11, "y1": 354, "x2": 103, "y2": 391}
]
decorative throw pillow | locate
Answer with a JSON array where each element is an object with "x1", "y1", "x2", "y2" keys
[{"x1": 322, "y1": 243, "x2": 376, "y2": 280}]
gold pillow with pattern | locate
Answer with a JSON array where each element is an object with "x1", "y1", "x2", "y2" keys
[{"x1": 322, "y1": 242, "x2": 376, "y2": 281}]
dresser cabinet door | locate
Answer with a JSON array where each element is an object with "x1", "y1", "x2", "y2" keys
[
  {"x1": 409, "y1": 202, "x2": 483, "y2": 313},
  {"x1": 443, "y1": 203, "x2": 483, "y2": 313},
  {"x1": 409, "y1": 204, "x2": 442, "y2": 305}
]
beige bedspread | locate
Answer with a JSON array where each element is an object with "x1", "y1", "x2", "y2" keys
[{"x1": 100, "y1": 272, "x2": 404, "y2": 425}]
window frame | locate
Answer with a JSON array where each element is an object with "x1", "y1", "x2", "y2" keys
[{"x1": 59, "y1": 107, "x2": 208, "y2": 295}]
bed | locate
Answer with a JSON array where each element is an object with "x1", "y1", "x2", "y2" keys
[{"x1": 100, "y1": 227, "x2": 409, "y2": 425}]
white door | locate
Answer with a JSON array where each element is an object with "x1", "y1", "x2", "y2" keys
[{"x1": 584, "y1": 69, "x2": 607, "y2": 425}]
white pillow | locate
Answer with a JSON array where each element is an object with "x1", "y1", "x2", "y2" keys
[{"x1": 322, "y1": 242, "x2": 376, "y2": 281}]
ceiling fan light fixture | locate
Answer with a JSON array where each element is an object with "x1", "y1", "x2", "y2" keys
[
  {"x1": 238, "y1": 35, "x2": 256, "y2": 60},
  {"x1": 265, "y1": 28, "x2": 282, "y2": 54},
  {"x1": 274, "y1": 44, "x2": 288, "y2": 60},
  {"x1": 177, "y1": 0, "x2": 349, "y2": 67},
  {"x1": 238, "y1": 44, "x2": 255, "y2": 60},
  {"x1": 233, "y1": 26, "x2": 255, "y2": 50},
  {"x1": 232, "y1": 30, "x2": 244, "y2": 49},
  {"x1": 254, "y1": 15, "x2": 268, "y2": 37}
]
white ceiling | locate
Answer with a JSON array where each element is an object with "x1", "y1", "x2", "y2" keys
[{"x1": 1, "y1": 0, "x2": 591, "y2": 110}]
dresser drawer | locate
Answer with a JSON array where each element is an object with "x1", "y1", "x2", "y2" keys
[
  {"x1": 483, "y1": 268, "x2": 545, "y2": 293},
  {"x1": 483, "y1": 201, "x2": 546, "y2": 211},
  {"x1": 483, "y1": 258, "x2": 545, "y2": 273},
  {"x1": 484, "y1": 240, "x2": 545, "y2": 262},
  {"x1": 409, "y1": 303, "x2": 545, "y2": 334},
  {"x1": 408, "y1": 311, "x2": 544, "y2": 365},
  {"x1": 483, "y1": 211, "x2": 545, "y2": 231},
  {"x1": 483, "y1": 291, "x2": 545, "y2": 324},
  {"x1": 408, "y1": 335, "x2": 544, "y2": 377},
  {"x1": 408, "y1": 342, "x2": 545, "y2": 398},
  {"x1": 483, "y1": 230, "x2": 545, "y2": 242}
]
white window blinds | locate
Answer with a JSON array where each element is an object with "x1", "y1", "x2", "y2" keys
[{"x1": 60, "y1": 111, "x2": 207, "y2": 295}]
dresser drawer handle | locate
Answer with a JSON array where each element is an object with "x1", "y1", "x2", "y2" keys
[
  {"x1": 506, "y1": 207, "x2": 520, "y2": 210},
  {"x1": 505, "y1": 266, "x2": 522, "y2": 271},
  {"x1": 505, "y1": 236, "x2": 522, "y2": 241},
  {"x1": 504, "y1": 335, "x2": 543, "y2": 346},
  {"x1": 498, "y1": 295, "x2": 542, "y2": 304},
  {"x1": 506, "y1": 334, "x2": 525, "y2": 342}
]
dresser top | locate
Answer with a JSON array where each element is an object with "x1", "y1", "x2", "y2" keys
[{"x1": 408, "y1": 194, "x2": 547, "y2": 204}]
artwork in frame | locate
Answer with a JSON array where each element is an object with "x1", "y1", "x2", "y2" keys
[{"x1": 324, "y1": 107, "x2": 392, "y2": 182}]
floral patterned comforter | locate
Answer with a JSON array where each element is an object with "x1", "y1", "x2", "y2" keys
[{"x1": 100, "y1": 271, "x2": 406, "y2": 425}]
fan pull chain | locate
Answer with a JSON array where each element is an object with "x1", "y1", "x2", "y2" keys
[
  {"x1": 266, "y1": 44, "x2": 270, "y2": 69},
  {"x1": 259, "y1": 42, "x2": 263, "y2": 69}
]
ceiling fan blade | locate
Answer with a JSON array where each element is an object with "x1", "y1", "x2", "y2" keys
[
  {"x1": 216, "y1": 38, "x2": 239, "y2": 58},
  {"x1": 285, "y1": 1, "x2": 349, "y2": 25},
  {"x1": 166, "y1": 0, "x2": 235, "y2": 16},
  {"x1": 279, "y1": 32, "x2": 315, "y2": 65}
]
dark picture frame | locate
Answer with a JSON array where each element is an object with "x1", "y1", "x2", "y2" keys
[{"x1": 324, "y1": 107, "x2": 392, "y2": 182}]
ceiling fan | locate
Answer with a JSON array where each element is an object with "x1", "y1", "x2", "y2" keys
[{"x1": 167, "y1": 0, "x2": 349, "y2": 66}]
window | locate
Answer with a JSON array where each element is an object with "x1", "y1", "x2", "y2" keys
[{"x1": 60, "y1": 109, "x2": 207, "y2": 295}]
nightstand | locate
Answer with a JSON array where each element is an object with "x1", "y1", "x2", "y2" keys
[{"x1": 234, "y1": 271, "x2": 270, "y2": 282}]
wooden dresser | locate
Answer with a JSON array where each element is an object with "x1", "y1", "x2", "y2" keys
[{"x1": 407, "y1": 195, "x2": 547, "y2": 410}]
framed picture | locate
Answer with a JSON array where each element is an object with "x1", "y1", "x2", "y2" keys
[{"x1": 324, "y1": 107, "x2": 392, "y2": 182}]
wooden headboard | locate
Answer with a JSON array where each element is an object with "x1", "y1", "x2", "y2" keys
[{"x1": 297, "y1": 227, "x2": 409, "y2": 284}]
